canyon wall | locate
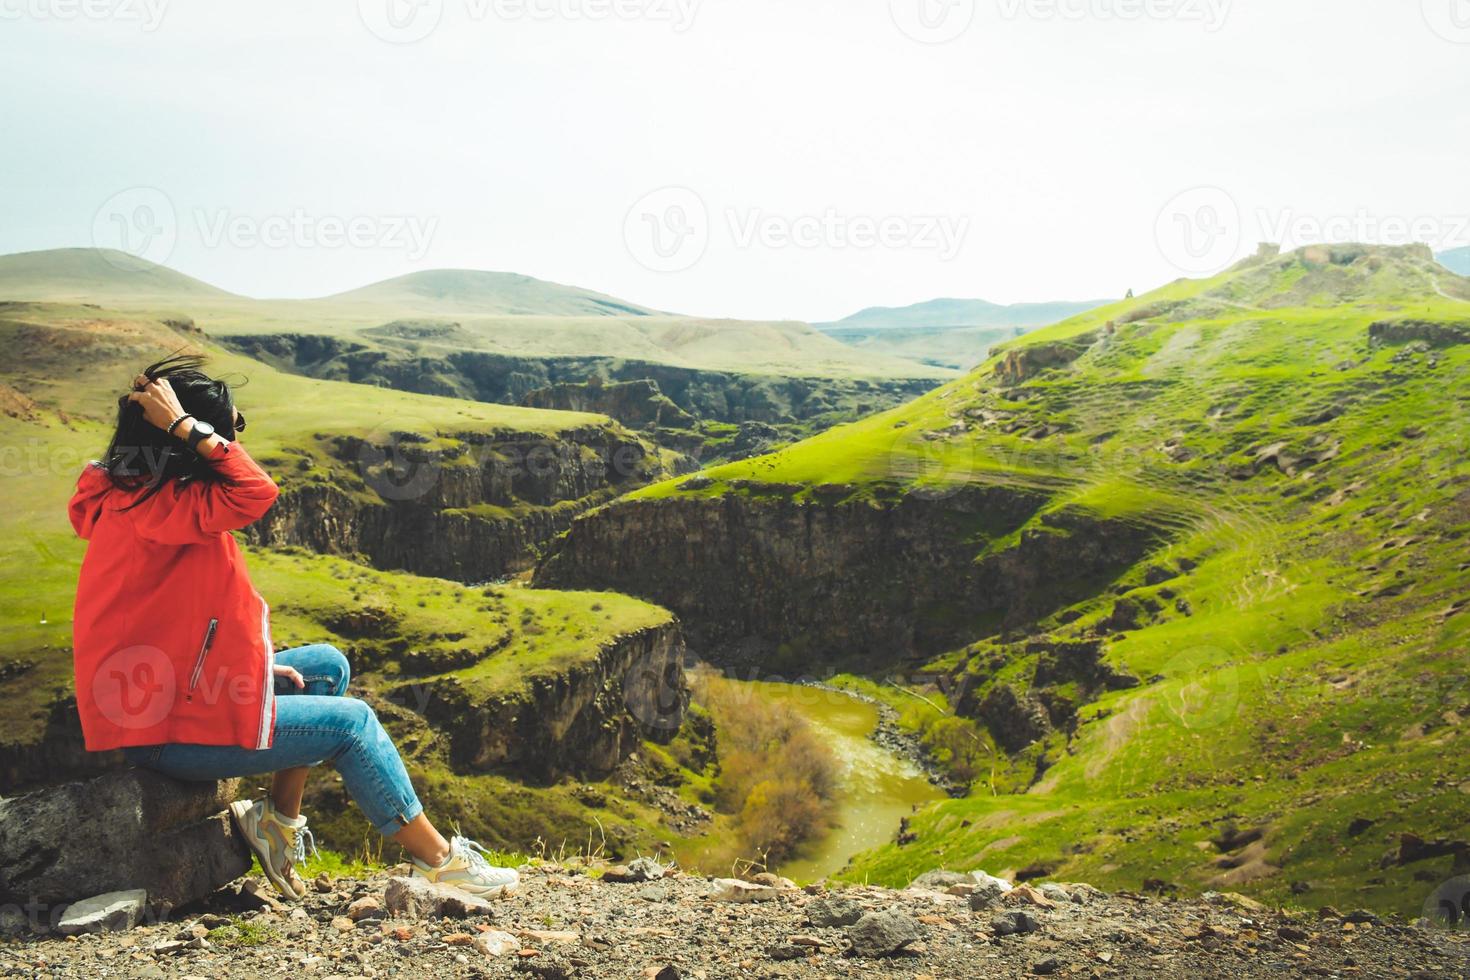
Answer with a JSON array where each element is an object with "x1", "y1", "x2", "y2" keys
[
  {"x1": 248, "y1": 425, "x2": 658, "y2": 582},
  {"x1": 535, "y1": 485, "x2": 1167, "y2": 673}
]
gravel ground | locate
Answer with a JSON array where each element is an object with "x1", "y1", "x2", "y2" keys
[{"x1": 3, "y1": 864, "x2": 1467, "y2": 979}]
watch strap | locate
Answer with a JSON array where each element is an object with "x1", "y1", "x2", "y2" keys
[{"x1": 185, "y1": 424, "x2": 211, "y2": 452}]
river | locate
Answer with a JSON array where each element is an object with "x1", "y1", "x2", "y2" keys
[{"x1": 746, "y1": 680, "x2": 946, "y2": 883}]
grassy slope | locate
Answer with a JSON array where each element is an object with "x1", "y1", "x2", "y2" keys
[
  {"x1": 631, "y1": 244, "x2": 1470, "y2": 915},
  {"x1": 0, "y1": 249, "x2": 950, "y2": 382}
]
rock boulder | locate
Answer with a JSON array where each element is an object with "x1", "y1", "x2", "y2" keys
[{"x1": 0, "y1": 769, "x2": 249, "y2": 915}]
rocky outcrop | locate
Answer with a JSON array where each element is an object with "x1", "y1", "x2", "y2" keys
[
  {"x1": 521, "y1": 379, "x2": 697, "y2": 431},
  {"x1": 1368, "y1": 318, "x2": 1470, "y2": 348},
  {"x1": 0, "y1": 770, "x2": 248, "y2": 914},
  {"x1": 248, "y1": 425, "x2": 659, "y2": 582},
  {"x1": 993, "y1": 332, "x2": 1099, "y2": 385},
  {"x1": 220, "y1": 333, "x2": 941, "y2": 430},
  {"x1": 418, "y1": 623, "x2": 687, "y2": 781},
  {"x1": 536, "y1": 487, "x2": 1166, "y2": 672}
]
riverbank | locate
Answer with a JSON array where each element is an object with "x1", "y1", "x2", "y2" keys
[
  {"x1": 13, "y1": 861, "x2": 1466, "y2": 978},
  {"x1": 801, "y1": 680, "x2": 968, "y2": 798}
]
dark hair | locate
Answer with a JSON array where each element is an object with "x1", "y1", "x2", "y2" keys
[{"x1": 104, "y1": 352, "x2": 243, "y2": 509}]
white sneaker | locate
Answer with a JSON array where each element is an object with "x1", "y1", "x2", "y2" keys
[
  {"x1": 229, "y1": 798, "x2": 316, "y2": 901},
  {"x1": 410, "y1": 836, "x2": 520, "y2": 898}
]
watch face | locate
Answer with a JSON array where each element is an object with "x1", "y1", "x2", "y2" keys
[{"x1": 192, "y1": 421, "x2": 216, "y2": 438}]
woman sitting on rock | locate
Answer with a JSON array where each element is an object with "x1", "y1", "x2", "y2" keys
[{"x1": 67, "y1": 353, "x2": 519, "y2": 902}]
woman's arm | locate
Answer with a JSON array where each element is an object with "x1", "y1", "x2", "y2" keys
[
  {"x1": 127, "y1": 377, "x2": 228, "y2": 458},
  {"x1": 126, "y1": 377, "x2": 280, "y2": 541}
]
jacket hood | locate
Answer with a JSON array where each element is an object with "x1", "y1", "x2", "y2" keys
[{"x1": 68, "y1": 463, "x2": 115, "y2": 541}]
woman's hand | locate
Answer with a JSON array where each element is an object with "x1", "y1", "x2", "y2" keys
[
  {"x1": 127, "y1": 376, "x2": 189, "y2": 433},
  {"x1": 274, "y1": 664, "x2": 305, "y2": 690}
]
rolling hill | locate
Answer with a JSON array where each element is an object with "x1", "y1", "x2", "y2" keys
[
  {"x1": 820, "y1": 297, "x2": 1112, "y2": 332},
  {"x1": 0, "y1": 248, "x2": 236, "y2": 302},
  {"x1": 817, "y1": 296, "x2": 1112, "y2": 371},
  {"x1": 537, "y1": 242, "x2": 1470, "y2": 916},
  {"x1": 0, "y1": 249, "x2": 952, "y2": 463},
  {"x1": 321, "y1": 268, "x2": 665, "y2": 318}
]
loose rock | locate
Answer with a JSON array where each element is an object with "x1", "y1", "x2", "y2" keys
[
  {"x1": 847, "y1": 908, "x2": 923, "y2": 958},
  {"x1": 384, "y1": 875, "x2": 496, "y2": 919},
  {"x1": 56, "y1": 890, "x2": 148, "y2": 935}
]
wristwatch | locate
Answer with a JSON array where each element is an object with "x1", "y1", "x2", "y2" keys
[{"x1": 185, "y1": 420, "x2": 216, "y2": 453}]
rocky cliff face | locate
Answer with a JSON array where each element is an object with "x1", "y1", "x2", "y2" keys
[
  {"x1": 416, "y1": 622, "x2": 687, "y2": 781},
  {"x1": 221, "y1": 333, "x2": 941, "y2": 431},
  {"x1": 248, "y1": 425, "x2": 659, "y2": 582},
  {"x1": 535, "y1": 486, "x2": 1166, "y2": 673}
]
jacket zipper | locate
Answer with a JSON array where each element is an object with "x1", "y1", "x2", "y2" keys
[{"x1": 187, "y1": 618, "x2": 219, "y2": 696}]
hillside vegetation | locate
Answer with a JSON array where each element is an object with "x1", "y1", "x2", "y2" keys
[{"x1": 541, "y1": 243, "x2": 1470, "y2": 916}]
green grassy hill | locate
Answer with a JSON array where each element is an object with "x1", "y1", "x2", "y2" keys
[
  {"x1": 0, "y1": 248, "x2": 236, "y2": 302},
  {"x1": 322, "y1": 268, "x2": 663, "y2": 317},
  {"x1": 545, "y1": 242, "x2": 1470, "y2": 915}
]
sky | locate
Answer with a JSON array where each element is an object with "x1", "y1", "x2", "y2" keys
[{"x1": 1, "y1": 0, "x2": 1468, "y2": 322}]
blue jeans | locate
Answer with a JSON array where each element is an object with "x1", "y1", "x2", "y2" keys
[{"x1": 123, "y1": 644, "x2": 424, "y2": 837}]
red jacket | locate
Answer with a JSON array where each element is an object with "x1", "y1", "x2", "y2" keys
[{"x1": 69, "y1": 441, "x2": 281, "y2": 752}]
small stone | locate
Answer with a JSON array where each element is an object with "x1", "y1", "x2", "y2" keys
[
  {"x1": 392, "y1": 925, "x2": 414, "y2": 941},
  {"x1": 768, "y1": 943, "x2": 809, "y2": 961},
  {"x1": 627, "y1": 856, "x2": 667, "y2": 881},
  {"x1": 313, "y1": 872, "x2": 333, "y2": 893},
  {"x1": 750, "y1": 872, "x2": 797, "y2": 890},
  {"x1": 443, "y1": 932, "x2": 476, "y2": 946},
  {"x1": 911, "y1": 870, "x2": 974, "y2": 890},
  {"x1": 475, "y1": 929, "x2": 521, "y2": 957},
  {"x1": 806, "y1": 896, "x2": 864, "y2": 927},
  {"x1": 330, "y1": 916, "x2": 355, "y2": 933},
  {"x1": 847, "y1": 909, "x2": 923, "y2": 958},
  {"x1": 1038, "y1": 883, "x2": 1071, "y2": 904},
  {"x1": 1032, "y1": 956, "x2": 1062, "y2": 975},
  {"x1": 384, "y1": 876, "x2": 496, "y2": 919},
  {"x1": 709, "y1": 878, "x2": 778, "y2": 903},
  {"x1": 237, "y1": 879, "x2": 284, "y2": 912},
  {"x1": 1004, "y1": 885, "x2": 1055, "y2": 908},
  {"x1": 347, "y1": 896, "x2": 383, "y2": 921},
  {"x1": 991, "y1": 911, "x2": 1041, "y2": 937},
  {"x1": 57, "y1": 890, "x2": 148, "y2": 935},
  {"x1": 1279, "y1": 925, "x2": 1311, "y2": 942}
]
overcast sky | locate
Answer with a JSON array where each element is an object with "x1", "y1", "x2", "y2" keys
[{"x1": 1, "y1": 0, "x2": 1467, "y2": 321}]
